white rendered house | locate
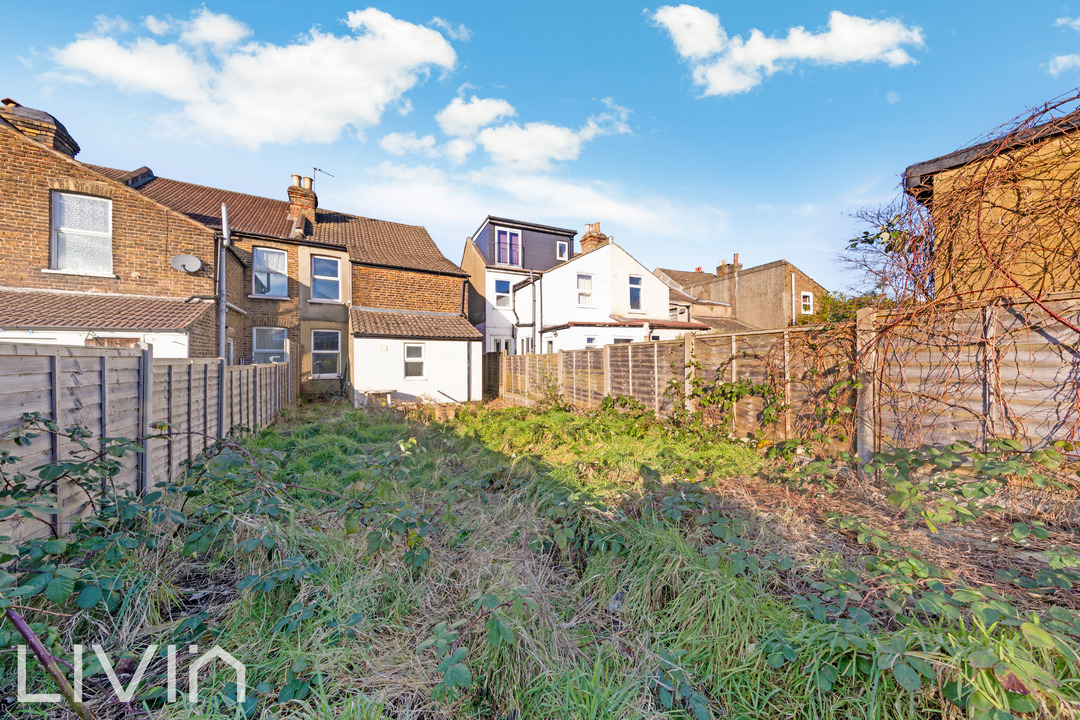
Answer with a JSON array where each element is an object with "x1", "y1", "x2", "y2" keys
[{"x1": 511, "y1": 224, "x2": 708, "y2": 352}]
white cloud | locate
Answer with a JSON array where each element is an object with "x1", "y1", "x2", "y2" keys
[
  {"x1": 435, "y1": 95, "x2": 516, "y2": 137},
  {"x1": 379, "y1": 131, "x2": 438, "y2": 157},
  {"x1": 92, "y1": 16, "x2": 132, "y2": 36},
  {"x1": 52, "y1": 8, "x2": 457, "y2": 148},
  {"x1": 443, "y1": 138, "x2": 477, "y2": 165},
  {"x1": 1055, "y1": 17, "x2": 1080, "y2": 31},
  {"x1": 476, "y1": 100, "x2": 631, "y2": 171},
  {"x1": 886, "y1": 90, "x2": 900, "y2": 104},
  {"x1": 179, "y1": 8, "x2": 252, "y2": 50},
  {"x1": 429, "y1": 17, "x2": 471, "y2": 42},
  {"x1": 649, "y1": 7, "x2": 924, "y2": 96},
  {"x1": 1049, "y1": 54, "x2": 1080, "y2": 76},
  {"x1": 144, "y1": 15, "x2": 172, "y2": 35}
]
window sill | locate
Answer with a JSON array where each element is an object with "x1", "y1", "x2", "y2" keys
[
  {"x1": 576, "y1": 305, "x2": 594, "y2": 309},
  {"x1": 41, "y1": 268, "x2": 118, "y2": 279},
  {"x1": 310, "y1": 374, "x2": 341, "y2": 380},
  {"x1": 307, "y1": 298, "x2": 343, "y2": 305},
  {"x1": 627, "y1": 310, "x2": 646, "y2": 315},
  {"x1": 404, "y1": 376, "x2": 426, "y2": 381},
  {"x1": 248, "y1": 294, "x2": 290, "y2": 301}
]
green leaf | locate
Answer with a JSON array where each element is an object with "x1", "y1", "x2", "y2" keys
[
  {"x1": 44, "y1": 575, "x2": 74, "y2": 603},
  {"x1": 968, "y1": 650, "x2": 998, "y2": 669},
  {"x1": 1020, "y1": 622, "x2": 1056, "y2": 649},
  {"x1": 76, "y1": 585, "x2": 103, "y2": 609},
  {"x1": 443, "y1": 663, "x2": 472, "y2": 689},
  {"x1": 41, "y1": 539, "x2": 67, "y2": 555},
  {"x1": 892, "y1": 662, "x2": 922, "y2": 693}
]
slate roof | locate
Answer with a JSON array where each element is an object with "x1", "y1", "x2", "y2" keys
[
  {"x1": 87, "y1": 165, "x2": 466, "y2": 277},
  {"x1": 350, "y1": 308, "x2": 481, "y2": 340},
  {"x1": 0, "y1": 290, "x2": 212, "y2": 330},
  {"x1": 668, "y1": 286, "x2": 697, "y2": 304}
]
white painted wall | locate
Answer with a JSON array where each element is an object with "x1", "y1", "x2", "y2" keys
[
  {"x1": 537, "y1": 325, "x2": 686, "y2": 353},
  {"x1": 608, "y1": 244, "x2": 671, "y2": 319},
  {"x1": 0, "y1": 329, "x2": 190, "y2": 357},
  {"x1": 352, "y1": 338, "x2": 482, "y2": 404},
  {"x1": 484, "y1": 268, "x2": 531, "y2": 353}
]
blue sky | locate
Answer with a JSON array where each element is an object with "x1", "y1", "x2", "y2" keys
[{"x1": 5, "y1": 2, "x2": 1080, "y2": 291}]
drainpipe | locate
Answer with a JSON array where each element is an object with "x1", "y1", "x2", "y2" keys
[
  {"x1": 530, "y1": 269, "x2": 537, "y2": 353},
  {"x1": 218, "y1": 203, "x2": 231, "y2": 360},
  {"x1": 790, "y1": 272, "x2": 796, "y2": 325}
]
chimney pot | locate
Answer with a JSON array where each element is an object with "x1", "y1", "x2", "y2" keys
[
  {"x1": 695, "y1": 267, "x2": 702, "y2": 273},
  {"x1": 733, "y1": 253, "x2": 739, "y2": 264},
  {"x1": 291, "y1": 174, "x2": 301, "y2": 187},
  {"x1": 301, "y1": 176, "x2": 313, "y2": 190}
]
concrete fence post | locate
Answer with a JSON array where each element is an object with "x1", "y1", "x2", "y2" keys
[
  {"x1": 138, "y1": 344, "x2": 154, "y2": 495},
  {"x1": 683, "y1": 334, "x2": 694, "y2": 414},
  {"x1": 855, "y1": 307, "x2": 878, "y2": 463}
]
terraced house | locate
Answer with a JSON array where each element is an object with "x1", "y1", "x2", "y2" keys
[{"x1": 0, "y1": 98, "x2": 480, "y2": 403}]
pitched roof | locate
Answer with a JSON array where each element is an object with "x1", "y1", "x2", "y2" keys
[
  {"x1": 350, "y1": 308, "x2": 481, "y2": 340},
  {"x1": 86, "y1": 165, "x2": 466, "y2": 277},
  {"x1": 0, "y1": 289, "x2": 212, "y2": 331},
  {"x1": 699, "y1": 317, "x2": 755, "y2": 332},
  {"x1": 668, "y1": 286, "x2": 696, "y2": 304},
  {"x1": 657, "y1": 268, "x2": 717, "y2": 286}
]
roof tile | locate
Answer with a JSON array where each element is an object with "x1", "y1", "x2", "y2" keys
[
  {"x1": 0, "y1": 290, "x2": 212, "y2": 330},
  {"x1": 350, "y1": 308, "x2": 481, "y2": 340}
]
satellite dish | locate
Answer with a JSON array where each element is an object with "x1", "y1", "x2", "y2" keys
[{"x1": 170, "y1": 254, "x2": 203, "y2": 273}]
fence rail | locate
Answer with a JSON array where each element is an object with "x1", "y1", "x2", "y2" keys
[
  {"x1": 489, "y1": 293, "x2": 1080, "y2": 456},
  {"x1": 0, "y1": 343, "x2": 294, "y2": 540}
]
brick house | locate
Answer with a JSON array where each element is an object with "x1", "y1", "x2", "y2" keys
[
  {"x1": 0, "y1": 98, "x2": 238, "y2": 357},
  {"x1": 0, "y1": 98, "x2": 480, "y2": 402},
  {"x1": 656, "y1": 254, "x2": 827, "y2": 330},
  {"x1": 904, "y1": 113, "x2": 1080, "y2": 299}
]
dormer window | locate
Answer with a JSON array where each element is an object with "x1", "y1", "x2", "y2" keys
[
  {"x1": 495, "y1": 228, "x2": 521, "y2": 267},
  {"x1": 556, "y1": 241, "x2": 569, "y2": 261},
  {"x1": 51, "y1": 192, "x2": 112, "y2": 275}
]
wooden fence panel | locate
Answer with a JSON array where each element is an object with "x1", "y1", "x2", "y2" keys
[{"x1": 0, "y1": 342, "x2": 294, "y2": 542}]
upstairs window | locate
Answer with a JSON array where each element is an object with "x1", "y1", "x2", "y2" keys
[
  {"x1": 51, "y1": 192, "x2": 112, "y2": 275},
  {"x1": 253, "y1": 327, "x2": 288, "y2": 364},
  {"x1": 669, "y1": 307, "x2": 678, "y2": 321},
  {"x1": 577, "y1": 274, "x2": 593, "y2": 306},
  {"x1": 585, "y1": 336, "x2": 596, "y2": 348},
  {"x1": 556, "y1": 241, "x2": 569, "y2": 261},
  {"x1": 801, "y1": 291, "x2": 814, "y2": 314},
  {"x1": 311, "y1": 256, "x2": 341, "y2": 301},
  {"x1": 629, "y1": 276, "x2": 642, "y2": 310},
  {"x1": 404, "y1": 343, "x2": 425, "y2": 378},
  {"x1": 311, "y1": 330, "x2": 340, "y2": 377},
  {"x1": 495, "y1": 228, "x2": 521, "y2": 266},
  {"x1": 253, "y1": 247, "x2": 288, "y2": 298},
  {"x1": 495, "y1": 279, "x2": 511, "y2": 308}
]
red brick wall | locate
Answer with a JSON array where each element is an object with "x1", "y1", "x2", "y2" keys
[
  {"x1": 353, "y1": 265, "x2": 465, "y2": 313},
  {"x1": 230, "y1": 238, "x2": 300, "y2": 362},
  {"x1": 0, "y1": 127, "x2": 219, "y2": 299}
]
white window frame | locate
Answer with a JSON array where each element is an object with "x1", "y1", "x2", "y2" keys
[
  {"x1": 546, "y1": 340, "x2": 554, "y2": 354},
  {"x1": 49, "y1": 191, "x2": 113, "y2": 276},
  {"x1": 252, "y1": 247, "x2": 289, "y2": 299},
  {"x1": 585, "y1": 336, "x2": 597, "y2": 348},
  {"x1": 494, "y1": 226, "x2": 522, "y2": 267},
  {"x1": 629, "y1": 275, "x2": 643, "y2": 312},
  {"x1": 252, "y1": 327, "x2": 289, "y2": 364},
  {"x1": 556, "y1": 241, "x2": 569, "y2": 261},
  {"x1": 310, "y1": 256, "x2": 341, "y2": 303},
  {"x1": 576, "y1": 274, "x2": 593, "y2": 307},
  {"x1": 494, "y1": 279, "x2": 511, "y2": 308},
  {"x1": 404, "y1": 343, "x2": 425, "y2": 379},
  {"x1": 801, "y1": 291, "x2": 814, "y2": 314},
  {"x1": 310, "y1": 329, "x2": 341, "y2": 379}
]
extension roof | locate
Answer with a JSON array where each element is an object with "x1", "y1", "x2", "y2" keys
[
  {"x1": 0, "y1": 289, "x2": 212, "y2": 331},
  {"x1": 88, "y1": 165, "x2": 466, "y2": 277},
  {"x1": 657, "y1": 268, "x2": 718, "y2": 286},
  {"x1": 350, "y1": 307, "x2": 481, "y2": 340},
  {"x1": 903, "y1": 111, "x2": 1080, "y2": 202}
]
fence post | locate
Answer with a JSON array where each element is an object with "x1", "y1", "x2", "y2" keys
[
  {"x1": 253, "y1": 365, "x2": 260, "y2": 429},
  {"x1": 218, "y1": 358, "x2": 227, "y2": 438},
  {"x1": 138, "y1": 344, "x2": 154, "y2": 495},
  {"x1": 558, "y1": 350, "x2": 565, "y2": 397},
  {"x1": 187, "y1": 363, "x2": 195, "y2": 463},
  {"x1": 99, "y1": 355, "x2": 109, "y2": 461},
  {"x1": 683, "y1": 334, "x2": 694, "y2": 413},
  {"x1": 983, "y1": 304, "x2": 1000, "y2": 446},
  {"x1": 653, "y1": 343, "x2": 661, "y2": 413},
  {"x1": 783, "y1": 330, "x2": 792, "y2": 440},
  {"x1": 729, "y1": 335, "x2": 738, "y2": 434},
  {"x1": 50, "y1": 352, "x2": 63, "y2": 533},
  {"x1": 167, "y1": 364, "x2": 176, "y2": 481},
  {"x1": 856, "y1": 307, "x2": 877, "y2": 463},
  {"x1": 602, "y1": 344, "x2": 611, "y2": 397}
]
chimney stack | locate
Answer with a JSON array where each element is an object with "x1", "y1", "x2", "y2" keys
[
  {"x1": 717, "y1": 254, "x2": 742, "y2": 277},
  {"x1": 287, "y1": 174, "x2": 318, "y2": 230},
  {"x1": 579, "y1": 222, "x2": 611, "y2": 254},
  {"x1": 0, "y1": 98, "x2": 80, "y2": 157}
]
